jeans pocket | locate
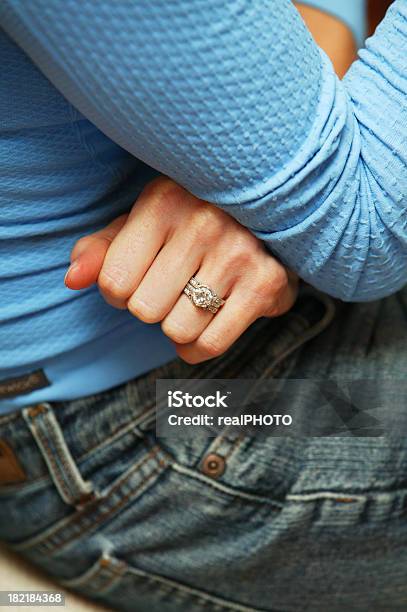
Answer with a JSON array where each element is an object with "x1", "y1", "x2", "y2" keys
[
  {"x1": 61, "y1": 552, "x2": 264, "y2": 612},
  {"x1": 11, "y1": 444, "x2": 168, "y2": 563}
]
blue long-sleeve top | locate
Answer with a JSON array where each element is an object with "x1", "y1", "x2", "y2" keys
[
  {"x1": 2, "y1": 0, "x2": 405, "y2": 302},
  {"x1": 0, "y1": 0, "x2": 405, "y2": 410}
]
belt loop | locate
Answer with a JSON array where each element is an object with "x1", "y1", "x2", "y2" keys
[{"x1": 23, "y1": 403, "x2": 95, "y2": 508}]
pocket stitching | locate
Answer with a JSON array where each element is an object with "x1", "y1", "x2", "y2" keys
[
  {"x1": 125, "y1": 562, "x2": 263, "y2": 612},
  {"x1": 169, "y1": 459, "x2": 283, "y2": 510},
  {"x1": 12, "y1": 445, "x2": 167, "y2": 555},
  {"x1": 65, "y1": 553, "x2": 264, "y2": 612}
]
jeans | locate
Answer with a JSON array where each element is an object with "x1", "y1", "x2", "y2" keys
[{"x1": 0, "y1": 287, "x2": 406, "y2": 611}]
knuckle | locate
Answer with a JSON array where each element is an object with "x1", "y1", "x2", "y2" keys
[
  {"x1": 272, "y1": 265, "x2": 289, "y2": 292},
  {"x1": 197, "y1": 203, "x2": 223, "y2": 225},
  {"x1": 117, "y1": 231, "x2": 147, "y2": 257},
  {"x1": 227, "y1": 245, "x2": 254, "y2": 269},
  {"x1": 98, "y1": 267, "x2": 131, "y2": 300},
  {"x1": 74, "y1": 235, "x2": 92, "y2": 251},
  {"x1": 190, "y1": 205, "x2": 226, "y2": 240},
  {"x1": 141, "y1": 176, "x2": 184, "y2": 214},
  {"x1": 268, "y1": 279, "x2": 297, "y2": 317},
  {"x1": 144, "y1": 176, "x2": 172, "y2": 197},
  {"x1": 71, "y1": 235, "x2": 94, "y2": 258},
  {"x1": 127, "y1": 297, "x2": 162, "y2": 324},
  {"x1": 161, "y1": 318, "x2": 194, "y2": 344},
  {"x1": 231, "y1": 229, "x2": 258, "y2": 250},
  {"x1": 197, "y1": 332, "x2": 225, "y2": 358},
  {"x1": 252, "y1": 266, "x2": 288, "y2": 302},
  {"x1": 253, "y1": 277, "x2": 275, "y2": 301},
  {"x1": 223, "y1": 233, "x2": 259, "y2": 269}
]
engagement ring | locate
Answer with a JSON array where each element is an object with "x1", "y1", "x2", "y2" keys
[{"x1": 183, "y1": 277, "x2": 225, "y2": 314}]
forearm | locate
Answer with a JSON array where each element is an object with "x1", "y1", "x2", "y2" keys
[{"x1": 1, "y1": 0, "x2": 406, "y2": 300}]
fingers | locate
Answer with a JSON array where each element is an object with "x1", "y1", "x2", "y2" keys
[
  {"x1": 174, "y1": 288, "x2": 259, "y2": 364},
  {"x1": 97, "y1": 200, "x2": 172, "y2": 309},
  {"x1": 114, "y1": 178, "x2": 235, "y2": 321},
  {"x1": 172, "y1": 262, "x2": 298, "y2": 364},
  {"x1": 126, "y1": 234, "x2": 203, "y2": 323},
  {"x1": 64, "y1": 215, "x2": 128, "y2": 290},
  {"x1": 66, "y1": 176, "x2": 180, "y2": 302},
  {"x1": 64, "y1": 174, "x2": 299, "y2": 368}
]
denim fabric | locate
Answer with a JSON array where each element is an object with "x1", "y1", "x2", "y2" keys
[{"x1": 0, "y1": 287, "x2": 406, "y2": 612}]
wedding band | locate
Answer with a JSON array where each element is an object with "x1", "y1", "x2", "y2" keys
[{"x1": 183, "y1": 276, "x2": 226, "y2": 314}]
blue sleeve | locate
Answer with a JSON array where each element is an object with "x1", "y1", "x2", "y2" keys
[
  {"x1": 297, "y1": 0, "x2": 367, "y2": 47},
  {"x1": 0, "y1": 0, "x2": 406, "y2": 301}
]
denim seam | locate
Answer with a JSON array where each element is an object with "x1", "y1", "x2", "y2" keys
[
  {"x1": 124, "y1": 563, "x2": 266, "y2": 612},
  {"x1": 202, "y1": 433, "x2": 245, "y2": 476},
  {"x1": 0, "y1": 407, "x2": 157, "y2": 492},
  {"x1": 29, "y1": 418, "x2": 72, "y2": 505},
  {"x1": 169, "y1": 460, "x2": 283, "y2": 509},
  {"x1": 13, "y1": 445, "x2": 167, "y2": 555},
  {"x1": 200, "y1": 430, "x2": 245, "y2": 478},
  {"x1": 95, "y1": 568, "x2": 124, "y2": 596},
  {"x1": 61, "y1": 553, "x2": 126, "y2": 592},
  {"x1": 210, "y1": 432, "x2": 227, "y2": 455},
  {"x1": 0, "y1": 421, "x2": 219, "y2": 497},
  {"x1": 256, "y1": 302, "x2": 336, "y2": 381},
  {"x1": 286, "y1": 491, "x2": 366, "y2": 503},
  {"x1": 223, "y1": 434, "x2": 245, "y2": 463},
  {"x1": 153, "y1": 440, "x2": 284, "y2": 507},
  {"x1": 286, "y1": 489, "x2": 407, "y2": 504},
  {"x1": 85, "y1": 562, "x2": 125, "y2": 595},
  {"x1": 41, "y1": 464, "x2": 164, "y2": 555},
  {"x1": 23, "y1": 405, "x2": 93, "y2": 507},
  {"x1": 63, "y1": 552, "x2": 266, "y2": 612},
  {"x1": 40, "y1": 408, "x2": 94, "y2": 506},
  {"x1": 12, "y1": 444, "x2": 283, "y2": 557},
  {"x1": 0, "y1": 411, "x2": 22, "y2": 426},
  {"x1": 75, "y1": 406, "x2": 156, "y2": 464}
]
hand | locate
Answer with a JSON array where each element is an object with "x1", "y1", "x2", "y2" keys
[{"x1": 65, "y1": 177, "x2": 298, "y2": 363}]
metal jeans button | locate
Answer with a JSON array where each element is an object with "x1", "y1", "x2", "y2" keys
[{"x1": 201, "y1": 453, "x2": 226, "y2": 478}]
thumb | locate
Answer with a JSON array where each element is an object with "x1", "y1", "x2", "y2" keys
[{"x1": 64, "y1": 214, "x2": 128, "y2": 290}]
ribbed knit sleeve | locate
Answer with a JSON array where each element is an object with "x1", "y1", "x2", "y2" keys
[{"x1": 0, "y1": 0, "x2": 406, "y2": 300}]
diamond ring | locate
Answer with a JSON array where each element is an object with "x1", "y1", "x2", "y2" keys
[{"x1": 183, "y1": 277, "x2": 226, "y2": 314}]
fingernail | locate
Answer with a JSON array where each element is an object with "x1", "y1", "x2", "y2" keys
[{"x1": 64, "y1": 260, "x2": 79, "y2": 285}]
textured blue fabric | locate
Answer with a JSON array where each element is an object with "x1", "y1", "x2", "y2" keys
[
  {"x1": 0, "y1": 321, "x2": 176, "y2": 412},
  {"x1": 0, "y1": 28, "x2": 163, "y2": 368},
  {"x1": 0, "y1": 27, "x2": 175, "y2": 407},
  {"x1": 1, "y1": 0, "x2": 405, "y2": 304},
  {"x1": 0, "y1": 0, "x2": 405, "y2": 409}
]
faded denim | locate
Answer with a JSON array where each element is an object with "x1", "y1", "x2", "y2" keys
[{"x1": 0, "y1": 287, "x2": 406, "y2": 611}]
